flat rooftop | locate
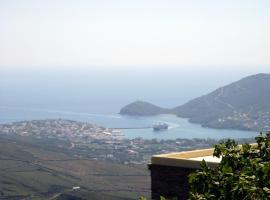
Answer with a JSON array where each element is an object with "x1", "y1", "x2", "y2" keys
[
  {"x1": 151, "y1": 148, "x2": 220, "y2": 169},
  {"x1": 151, "y1": 144, "x2": 257, "y2": 169}
]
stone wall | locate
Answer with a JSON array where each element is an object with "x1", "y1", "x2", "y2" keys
[{"x1": 149, "y1": 164, "x2": 195, "y2": 200}]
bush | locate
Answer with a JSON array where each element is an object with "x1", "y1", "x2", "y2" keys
[{"x1": 189, "y1": 131, "x2": 270, "y2": 200}]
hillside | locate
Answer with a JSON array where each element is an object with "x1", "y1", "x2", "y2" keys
[
  {"x1": 175, "y1": 73, "x2": 270, "y2": 131},
  {"x1": 1, "y1": 119, "x2": 226, "y2": 199},
  {"x1": 120, "y1": 101, "x2": 169, "y2": 116},
  {"x1": 120, "y1": 74, "x2": 270, "y2": 131},
  {"x1": 0, "y1": 134, "x2": 150, "y2": 200}
]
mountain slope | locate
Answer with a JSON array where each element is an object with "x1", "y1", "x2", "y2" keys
[
  {"x1": 174, "y1": 73, "x2": 270, "y2": 131},
  {"x1": 120, "y1": 74, "x2": 270, "y2": 131},
  {"x1": 0, "y1": 135, "x2": 150, "y2": 200}
]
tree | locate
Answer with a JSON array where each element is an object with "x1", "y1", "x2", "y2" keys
[{"x1": 189, "y1": 131, "x2": 270, "y2": 200}]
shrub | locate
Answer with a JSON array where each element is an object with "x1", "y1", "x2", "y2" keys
[{"x1": 189, "y1": 131, "x2": 270, "y2": 200}]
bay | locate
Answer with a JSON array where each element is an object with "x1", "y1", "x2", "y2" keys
[{"x1": 0, "y1": 106, "x2": 257, "y2": 140}]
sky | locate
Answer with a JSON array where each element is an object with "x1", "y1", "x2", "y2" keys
[{"x1": 0, "y1": 0, "x2": 270, "y2": 70}]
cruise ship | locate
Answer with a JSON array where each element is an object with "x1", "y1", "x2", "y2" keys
[{"x1": 153, "y1": 122, "x2": 169, "y2": 131}]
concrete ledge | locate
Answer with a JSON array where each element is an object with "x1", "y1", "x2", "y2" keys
[
  {"x1": 151, "y1": 148, "x2": 219, "y2": 169},
  {"x1": 149, "y1": 148, "x2": 219, "y2": 199}
]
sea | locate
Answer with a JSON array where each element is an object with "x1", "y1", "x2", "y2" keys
[{"x1": 0, "y1": 67, "x2": 260, "y2": 140}]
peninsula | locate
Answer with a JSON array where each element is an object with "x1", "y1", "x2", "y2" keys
[{"x1": 120, "y1": 73, "x2": 270, "y2": 131}]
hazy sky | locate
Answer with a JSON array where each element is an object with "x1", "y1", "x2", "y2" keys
[{"x1": 0, "y1": 0, "x2": 270, "y2": 69}]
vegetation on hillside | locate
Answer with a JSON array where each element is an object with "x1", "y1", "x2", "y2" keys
[
  {"x1": 121, "y1": 74, "x2": 270, "y2": 131},
  {"x1": 175, "y1": 73, "x2": 270, "y2": 131},
  {"x1": 0, "y1": 135, "x2": 150, "y2": 200},
  {"x1": 189, "y1": 131, "x2": 270, "y2": 200}
]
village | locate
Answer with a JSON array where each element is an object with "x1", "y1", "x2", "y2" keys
[{"x1": 0, "y1": 119, "x2": 255, "y2": 164}]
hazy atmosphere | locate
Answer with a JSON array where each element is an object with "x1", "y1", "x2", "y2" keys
[
  {"x1": 1, "y1": 0, "x2": 270, "y2": 68},
  {"x1": 0, "y1": 0, "x2": 269, "y2": 135},
  {"x1": 0, "y1": 1, "x2": 270, "y2": 200}
]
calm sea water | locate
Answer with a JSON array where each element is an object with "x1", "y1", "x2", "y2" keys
[
  {"x1": 0, "y1": 106, "x2": 257, "y2": 139},
  {"x1": 0, "y1": 68, "x2": 261, "y2": 139}
]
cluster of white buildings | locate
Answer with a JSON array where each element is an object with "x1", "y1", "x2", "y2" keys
[{"x1": 0, "y1": 119, "x2": 123, "y2": 141}]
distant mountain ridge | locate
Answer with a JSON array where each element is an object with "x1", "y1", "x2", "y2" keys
[{"x1": 120, "y1": 73, "x2": 270, "y2": 131}]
